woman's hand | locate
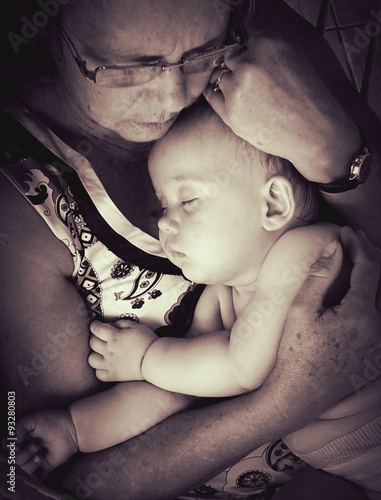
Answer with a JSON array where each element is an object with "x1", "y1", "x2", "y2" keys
[
  {"x1": 88, "y1": 320, "x2": 158, "y2": 382},
  {"x1": 204, "y1": 4, "x2": 361, "y2": 184},
  {"x1": 276, "y1": 226, "x2": 381, "y2": 407}
]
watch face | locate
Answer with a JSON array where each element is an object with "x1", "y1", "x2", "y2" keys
[
  {"x1": 350, "y1": 146, "x2": 371, "y2": 183},
  {"x1": 318, "y1": 145, "x2": 371, "y2": 193},
  {"x1": 358, "y1": 153, "x2": 372, "y2": 183}
]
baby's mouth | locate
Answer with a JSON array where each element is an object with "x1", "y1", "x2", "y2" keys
[{"x1": 165, "y1": 245, "x2": 186, "y2": 262}]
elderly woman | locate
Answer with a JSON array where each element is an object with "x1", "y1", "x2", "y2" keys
[{"x1": 0, "y1": 0, "x2": 380, "y2": 498}]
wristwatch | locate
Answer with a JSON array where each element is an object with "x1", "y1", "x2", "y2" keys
[{"x1": 318, "y1": 131, "x2": 372, "y2": 193}]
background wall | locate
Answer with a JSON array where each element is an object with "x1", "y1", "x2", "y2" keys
[{"x1": 285, "y1": 0, "x2": 381, "y2": 119}]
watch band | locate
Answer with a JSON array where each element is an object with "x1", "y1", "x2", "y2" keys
[{"x1": 318, "y1": 129, "x2": 372, "y2": 194}]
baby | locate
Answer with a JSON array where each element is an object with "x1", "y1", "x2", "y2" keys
[{"x1": 14, "y1": 102, "x2": 381, "y2": 497}]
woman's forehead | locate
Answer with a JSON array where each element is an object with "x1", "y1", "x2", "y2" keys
[{"x1": 65, "y1": 0, "x2": 229, "y2": 58}]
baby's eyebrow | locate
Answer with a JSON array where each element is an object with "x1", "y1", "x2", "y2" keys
[{"x1": 172, "y1": 175, "x2": 188, "y2": 182}]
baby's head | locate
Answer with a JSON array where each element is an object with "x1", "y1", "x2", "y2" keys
[{"x1": 149, "y1": 100, "x2": 320, "y2": 286}]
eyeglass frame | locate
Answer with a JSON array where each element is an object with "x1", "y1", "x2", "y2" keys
[{"x1": 60, "y1": 20, "x2": 246, "y2": 87}]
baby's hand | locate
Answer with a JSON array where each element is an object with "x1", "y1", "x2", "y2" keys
[
  {"x1": 2, "y1": 432, "x2": 42, "y2": 477},
  {"x1": 89, "y1": 320, "x2": 158, "y2": 382},
  {"x1": 6, "y1": 410, "x2": 78, "y2": 478}
]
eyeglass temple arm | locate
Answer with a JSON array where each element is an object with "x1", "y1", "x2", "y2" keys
[
  {"x1": 60, "y1": 27, "x2": 97, "y2": 82},
  {"x1": 229, "y1": 9, "x2": 247, "y2": 47}
]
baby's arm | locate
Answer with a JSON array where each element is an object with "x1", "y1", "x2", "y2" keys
[
  {"x1": 141, "y1": 224, "x2": 343, "y2": 397},
  {"x1": 88, "y1": 289, "x2": 229, "y2": 384},
  {"x1": 13, "y1": 382, "x2": 193, "y2": 476},
  {"x1": 68, "y1": 381, "x2": 192, "y2": 452}
]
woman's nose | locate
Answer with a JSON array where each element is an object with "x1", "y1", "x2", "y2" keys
[
  {"x1": 159, "y1": 68, "x2": 188, "y2": 113},
  {"x1": 158, "y1": 211, "x2": 180, "y2": 234}
]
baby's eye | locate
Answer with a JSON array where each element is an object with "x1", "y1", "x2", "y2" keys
[
  {"x1": 157, "y1": 206, "x2": 167, "y2": 217},
  {"x1": 181, "y1": 198, "x2": 198, "y2": 207}
]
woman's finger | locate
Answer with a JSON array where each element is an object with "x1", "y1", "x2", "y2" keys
[
  {"x1": 341, "y1": 227, "x2": 381, "y2": 299},
  {"x1": 290, "y1": 240, "x2": 343, "y2": 315},
  {"x1": 205, "y1": 66, "x2": 232, "y2": 95},
  {"x1": 203, "y1": 83, "x2": 226, "y2": 116}
]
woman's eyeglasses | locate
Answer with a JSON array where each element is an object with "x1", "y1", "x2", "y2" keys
[{"x1": 60, "y1": 24, "x2": 246, "y2": 88}]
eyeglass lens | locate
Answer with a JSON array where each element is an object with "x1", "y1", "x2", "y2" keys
[{"x1": 95, "y1": 44, "x2": 242, "y2": 88}]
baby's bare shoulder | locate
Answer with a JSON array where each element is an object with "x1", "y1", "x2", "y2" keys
[
  {"x1": 280, "y1": 222, "x2": 341, "y2": 253},
  {"x1": 259, "y1": 222, "x2": 341, "y2": 292}
]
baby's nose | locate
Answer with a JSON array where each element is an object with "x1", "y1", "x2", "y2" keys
[{"x1": 158, "y1": 212, "x2": 180, "y2": 234}]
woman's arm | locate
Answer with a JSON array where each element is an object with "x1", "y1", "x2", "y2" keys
[
  {"x1": 268, "y1": 0, "x2": 381, "y2": 247},
  {"x1": 58, "y1": 228, "x2": 381, "y2": 499},
  {"x1": 205, "y1": 0, "x2": 381, "y2": 246},
  {"x1": 0, "y1": 180, "x2": 103, "y2": 418}
]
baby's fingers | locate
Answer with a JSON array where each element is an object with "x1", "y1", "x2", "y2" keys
[
  {"x1": 89, "y1": 334, "x2": 107, "y2": 354},
  {"x1": 95, "y1": 369, "x2": 112, "y2": 382},
  {"x1": 90, "y1": 320, "x2": 118, "y2": 341},
  {"x1": 2, "y1": 421, "x2": 29, "y2": 453},
  {"x1": 14, "y1": 420, "x2": 30, "y2": 445},
  {"x1": 15, "y1": 443, "x2": 42, "y2": 474},
  {"x1": 88, "y1": 351, "x2": 105, "y2": 369}
]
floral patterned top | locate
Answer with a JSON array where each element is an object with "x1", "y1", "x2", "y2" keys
[{"x1": 0, "y1": 103, "x2": 203, "y2": 334}]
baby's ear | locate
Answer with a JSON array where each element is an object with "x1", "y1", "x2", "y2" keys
[{"x1": 261, "y1": 176, "x2": 296, "y2": 231}]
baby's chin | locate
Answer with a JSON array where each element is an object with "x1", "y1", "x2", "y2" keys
[{"x1": 181, "y1": 268, "x2": 218, "y2": 286}]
